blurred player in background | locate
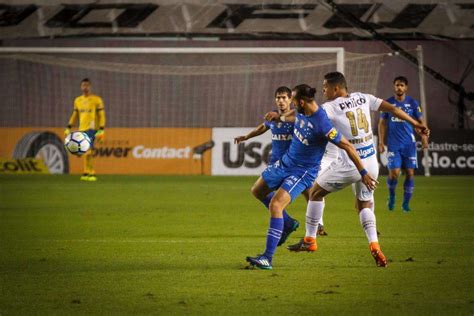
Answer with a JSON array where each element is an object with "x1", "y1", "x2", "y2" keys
[
  {"x1": 235, "y1": 86, "x2": 299, "y2": 246},
  {"x1": 65, "y1": 78, "x2": 106, "y2": 181},
  {"x1": 246, "y1": 84, "x2": 376, "y2": 270},
  {"x1": 378, "y1": 76, "x2": 428, "y2": 212},
  {"x1": 288, "y1": 72, "x2": 429, "y2": 267}
]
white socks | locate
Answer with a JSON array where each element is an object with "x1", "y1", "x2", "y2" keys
[
  {"x1": 306, "y1": 201, "x2": 325, "y2": 238},
  {"x1": 359, "y1": 208, "x2": 378, "y2": 243}
]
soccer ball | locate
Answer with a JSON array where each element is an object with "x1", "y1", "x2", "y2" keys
[{"x1": 64, "y1": 132, "x2": 91, "y2": 156}]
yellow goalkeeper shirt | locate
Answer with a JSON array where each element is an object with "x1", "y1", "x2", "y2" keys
[{"x1": 69, "y1": 94, "x2": 106, "y2": 131}]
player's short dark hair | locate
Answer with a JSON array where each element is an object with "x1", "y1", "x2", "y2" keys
[
  {"x1": 324, "y1": 72, "x2": 347, "y2": 89},
  {"x1": 81, "y1": 78, "x2": 91, "y2": 83},
  {"x1": 293, "y1": 84, "x2": 316, "y2": 102},
  {"x1": 393, "y1": 76, "x2": 408, "y2": 85},
  {"x1": 274, "y1": 86, "x2": 292, "y2": 98}
]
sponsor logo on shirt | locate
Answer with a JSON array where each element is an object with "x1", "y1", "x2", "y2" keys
[
  {"x1": 272, "y1": 134, "x2": 292, "y2": 141},
  {"x1": 390, "y1": 116, "x2": 404, "y2": 122},
  {"x1": 357, "y1": 144, "x2": 375, "y2": 159},
  {"x1": 294, "y1": 129, "x2": 309, "y2": 145},
  {"x1": 338, "y1": 96, "x2": 366, "y2": 110}
]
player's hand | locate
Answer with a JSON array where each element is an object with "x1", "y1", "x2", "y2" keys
[
  {"x1": 415, "y1": 124, "x2": 430, "y2": 137},
  {"x1": 234, "y1": 136, "x2": 246, "y2": 144},
  {"x1": 64, "y1": 128, "x2": 71, "y2": 136},
  {"x1": 95, "y1": 129, "x2": 105, "y2": 143},
  {"x1": 377, "y1": 143, "x2": 385, "y2": 153},
  {"x1": 264, "y1": 111, "x2": 279, "y2": 121},
  {"x1": 361, "y1": 173, "x2": 378, "y2": 191}
]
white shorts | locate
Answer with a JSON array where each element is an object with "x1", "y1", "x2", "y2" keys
[
  {"x1": 319, "y1": 155, "x2": 337, "y2": 175},
  {"x1": 316, "y1": 154, "x2": 379, "y2": 201}
]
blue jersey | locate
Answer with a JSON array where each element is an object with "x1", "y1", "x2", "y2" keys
[
  {"x1": 264, "y1": 118, "x2": 293, "y2": 164},
  {"x1": 281, "y1": 108, "x2": 341, "y2": 170},
  {"x1": 381, "y1": 96, "x2": 422, "y2": 148}
]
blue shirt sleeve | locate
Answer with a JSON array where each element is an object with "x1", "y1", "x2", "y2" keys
[
  {"x1": 326, "y1": 127, "x2": 342, "y2": 145},
  {"x1": 263, "y1": 120, "x2": 271, "y2": 129},
  {"x1": 318, "y1": 110, "x2": 342, "y2": 145}
]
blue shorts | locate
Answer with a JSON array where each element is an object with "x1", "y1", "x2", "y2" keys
[
  {"x1": 387, "y1": 142, "x2": 417, "y2": 170},
  {"x1": 262, "y1": 160, "x2": 316, "y2": 202},
  {"x1": 83, "y1": 129, "x2": 96, "y2": 149}
]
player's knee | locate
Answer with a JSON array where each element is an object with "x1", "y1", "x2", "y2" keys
[
  {"x1": 269, "y1": 200, "x2": 284, "y2": 215},
  {"x1": 250, "y1": 185, "x2": 259, "y2": 198},
  {"x1": 389, "y1": 170, "x2": 400, "y2": 179},
  {"x1": 357, "y1": 199, "x2": 372, "y2": 211},
  {"x1": 309, "y1": 186, "x2": 325, "y2": 201},
  {"x1": 250, "y1": 185, "x2": 265, "y2": 200}
]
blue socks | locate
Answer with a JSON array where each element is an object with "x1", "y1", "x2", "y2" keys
[
  {"x1": 387, "y1": 178, "x2": 398, "y2": 198},
  {"x1": 262, "y1": 191, "x2": 292, "y2": 225},
  {"x1": 403, "y1": 178, "x2": 414, "y2": 204},
  {"x1": 387, "y1": 176, "x2": 414, "y2": 207},
  {"x1": 263, "y1": 217, "x2": 283, "y2": 260}
]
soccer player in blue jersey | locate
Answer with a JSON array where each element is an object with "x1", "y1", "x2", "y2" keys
[
  {"x1": 235, "y1": 86, "x2": 299, "y2": 245},
  {"x1": 378, "y1": 76, "x2": 428, "y2": 212},
  {"x1": 245, "y1": 84, "x2": 377, "y2": 270}
]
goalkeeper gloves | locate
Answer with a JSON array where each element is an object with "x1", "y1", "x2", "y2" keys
[
  {"x1": 64, "y1": 125, "x2": 72, "y2": 136},
  {"x1": 95, "y1": 128, "x2": 105, "y2": 142}
]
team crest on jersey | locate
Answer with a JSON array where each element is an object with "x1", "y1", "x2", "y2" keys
[
  {"x1": 308, "y1": 122, "x2": 314, "y2": 129},
  {"x1": 327, "y1": 128, "x2": 338, "y2": 140},
  {"x1": 299, "y1": 120, "x2": 305, "y2": 129},
  {"x1": 277, "y1": 122, "x2": 282, "y2": 128}
]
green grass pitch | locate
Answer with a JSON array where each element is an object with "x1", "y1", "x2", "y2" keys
[{"x1": 0, "y1": 175, "x2": 473, "y2": 314}]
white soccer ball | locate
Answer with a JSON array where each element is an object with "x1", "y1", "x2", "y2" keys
[{"x1": 64, "y1": 132, "x2": 91, "y2": 156}]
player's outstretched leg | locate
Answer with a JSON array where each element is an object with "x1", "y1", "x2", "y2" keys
[
  {"x1": 386, "y1": 177, "x2": 397, "y2": 210},
  {"x1": 287, "y1": 200, "x2": 323, "y2": 252},
  {"x1": 287, "y1": 237, "x2": 317, "y2": 252},
  {"x1": 369, "y1": 242, "x2": 388, "y2": 267},
  {"x1": 261, "y1": 191, "x2": 299, "y2": 246},
  {"x1": 359, "y1": 207, "x2": 387, "y2": 267},
  {"x1": 246, "y1": 216, "x2": 282, "y2": 270},
  {"x1": 402, "y1": 177, "x2": 414, "y2": 212},
  {"x1": 247, "y1": 189, "x2": 292, "y2": 270},
  {"x1": 317, "y1": 215, "x2": 328, "y2": 236}
]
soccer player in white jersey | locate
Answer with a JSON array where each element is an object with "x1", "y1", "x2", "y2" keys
[{"x1": 288, "y1": 72, "x2": 429, "y2": 267}]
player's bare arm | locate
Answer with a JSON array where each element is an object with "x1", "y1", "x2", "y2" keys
[
  {"x1": 377, "y1": 117, "x2": 387, "y2": 153},
  {"x1": 415, "y1": 118, "x2": 429, "y2": 149},
  {"x1": 234, "y1": 123, "x2": 269, "y2": 144},
  {"x1": 264, "y1": 109, "x2": 296, "y2": 122},
  {"x1": 335, "y1": 135, "x2": 378, "y2": 191},
  {"x1": 379, "y1": 100, "x2": 430, "y2": 136}
]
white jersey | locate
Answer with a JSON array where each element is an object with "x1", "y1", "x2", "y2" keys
[{"x1": 322, "y1": 92, "x2": 382, "y2": 164}]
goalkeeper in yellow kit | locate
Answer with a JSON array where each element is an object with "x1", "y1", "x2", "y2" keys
[{"x1": 65, "y1": 78, "x2": 106, "y2": 181}]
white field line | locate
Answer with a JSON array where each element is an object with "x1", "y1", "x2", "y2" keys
[
  {"x1": 29, "y1": 239, "x2": 473, "y2": 244},
  {"x1": 41, "y1": 239, "x2": 237, "y2": 243}
]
